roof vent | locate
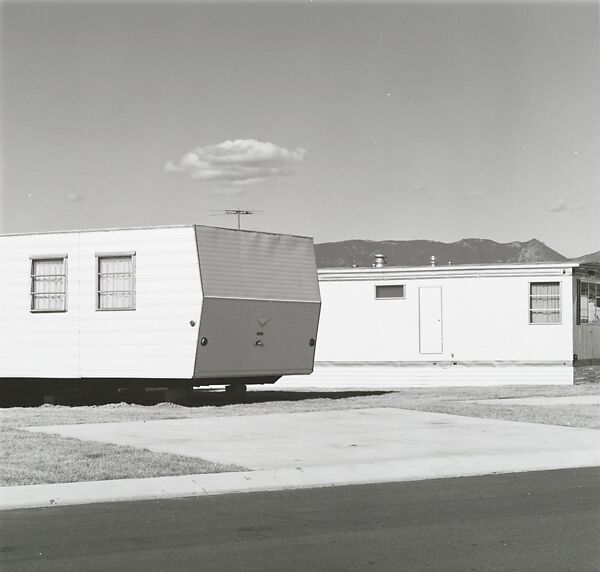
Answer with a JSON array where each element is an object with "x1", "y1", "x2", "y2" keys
[
  {"x1": 373, "y1": 253, "x2": 387, "y2": 268},
  {"x1": 430, "y1": 255, "x2": 436, "y2": 267}
]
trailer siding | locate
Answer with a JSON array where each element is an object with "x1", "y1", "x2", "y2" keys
[
  {"x1": 194, "y1": 226, "x2": 320, "y2": 301},
  {"x1": 280, "y1": 263, "x2": 579, "y2": 388},
  {"x1": 572, "y1": 274, "x2": 600, "y2": 362},
  {"x1": 195, "y1": 299, "x2": 320, "y2": 377},
  {"x1": 0, "y1": 227, "x2": 201, "y2": 379},
  {"x1": 0, "y1": 233, "x2": 81, "y2": 377},
  {"x1": 193, "y1": 226, "x2": 320, "y2": 378},
  {"x1": 314, "y1": 270, "x2": 573, "y2": 364},
  {"x1": 281, "y1": 363, "x2": 575, "y2": 388}
]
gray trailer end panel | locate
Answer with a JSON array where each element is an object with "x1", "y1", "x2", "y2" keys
[{"x1": 193, "y1": 226, "x2": 320, "y2": 381}]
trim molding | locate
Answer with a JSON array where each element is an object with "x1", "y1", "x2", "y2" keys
[
  {"x1": 318, "y1": 264, "x2": 576, "y2": 282},
  {"x1": 574, "y1": 358, "x2": 600, "y2": 367},
  {"x1": 314, "y1": 360, "x2": 573, "y2": 368}
]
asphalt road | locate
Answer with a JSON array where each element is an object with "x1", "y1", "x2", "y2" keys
[{"x1": 1, "y1": 468, "x2": 599, "y2": 572}]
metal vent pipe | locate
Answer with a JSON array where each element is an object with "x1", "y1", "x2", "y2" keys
[{"x1": 373, "y1": 253, "x2": 387, "y2": 268}]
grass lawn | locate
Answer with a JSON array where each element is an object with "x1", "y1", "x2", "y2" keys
[{"x1": 1, "y1": 383, "x2": 598, "y2": 486}]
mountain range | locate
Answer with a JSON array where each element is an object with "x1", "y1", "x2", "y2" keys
[{"x1": 315, "y1": 238, "x2": 600, "y2": 268}]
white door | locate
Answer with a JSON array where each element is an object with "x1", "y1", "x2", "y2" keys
[{"x1": 419, "y1": 287, "x2": 443, "y2": 354}]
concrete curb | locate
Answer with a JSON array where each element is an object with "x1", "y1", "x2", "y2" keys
[{"x1": 2, "y1": 451, "x2": 600, "y2": 511}]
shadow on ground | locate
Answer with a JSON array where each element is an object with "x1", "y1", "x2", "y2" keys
[
  {"x1": 0, "y1": 387, "x2": 391, "y2": 408},
  {"x1": 154, "y1": 389, "x2": 392, "y2": 408}
]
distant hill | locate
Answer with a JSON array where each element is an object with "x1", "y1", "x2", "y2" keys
[
  {"x1": 315, "y1": 238, "x2": 574, "y2": 268},
  {"x1": 574, "y1": 250, "x2": 600, "y2": 264}
]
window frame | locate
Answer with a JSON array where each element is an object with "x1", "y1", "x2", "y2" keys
[
  {"x1": 95, "y1": 252, "x2": 136, "y2": 311},
  {"x1": 577, "y1": 279, "x2": 600, "y2": 326},
  {"x1": 528, "y1": 281, "x2": 561, "y2": 325},
  {"x1": 30, "y1": 255, "x2": 68, "y2": 313},
  {"x1": 375, "y1": 284, "x2": 406, "y2": 300}
]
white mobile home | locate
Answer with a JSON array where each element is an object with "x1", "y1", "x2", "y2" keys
[
  {"x1": 0, "y1": 225, "x2": 320, "y2": 402},
  {"x1": 281, "y1": 260, "x2": 599, "y2": 388}
]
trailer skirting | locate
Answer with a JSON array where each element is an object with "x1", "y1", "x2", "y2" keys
[{"x1": 279, "y1": 361, "x2": 576, "y2": 388}]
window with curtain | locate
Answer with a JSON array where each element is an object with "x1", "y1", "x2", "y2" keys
[
  {"x1": 30, "y1": 257, "x2": 67, "y2": 312},
  {"x1": 97, "y1": 255, "x2": 135, "y2": 310},
  {"x1": 529, "y1": 282, "x2": 560, "y2": 324},
  {"x1": 578, "y1": 280, "x2": 600, "y2": 325}
]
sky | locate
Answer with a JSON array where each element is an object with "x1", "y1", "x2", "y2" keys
[{"x1": 1, "y1": 0, "x2": 599, "y2": 257}]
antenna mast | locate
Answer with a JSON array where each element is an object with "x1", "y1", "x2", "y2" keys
[{"x1": 224, "y1": 209, "x2": 255, "y2": 230}]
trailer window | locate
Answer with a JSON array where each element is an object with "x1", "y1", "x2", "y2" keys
[
  {"x1": 97, "y1": 255, "x2": 135, "y2": 310},
  {"x1": 577, "y1": 281, "x2": 600, "y2": 325},
  {"x1": 30, "y1": 257, "x2": 67, "y2": 312},
  {"x1": 529, "y1": 282, "x2": 560, "y2": 324},
  {"x1": 375, "y1": 284, "x2": 405, "y2": 299}
]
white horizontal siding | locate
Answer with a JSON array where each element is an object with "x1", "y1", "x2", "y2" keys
[
  {"x1": 315, "y1": 272, "x2": 574, "y2": 364},
  {"x1": 0, "y1": 233, "x2": 80, "y2": 377},
  {"x1": 78, "y1": 228, "x2": 201, "y2": 378},
  {"x1": 279, "y1": 363, "x2": 574, "y2": 388},
  {"x1": 0, "y1": 227, "x2": 201, "y2": 379}
]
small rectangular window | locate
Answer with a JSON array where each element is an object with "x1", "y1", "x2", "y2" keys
[
  {"x1": 30, "y1": 257, "x2": 67, "y2": 312},
  {"x1": 375, "y1": 284, "x2": 405, "y2": 299},
  {"x1": 97, "y1": 254, "x2": 135, "y2": 310},
  {"x1": 529, "y1": 282, "x2": 560, "y2": 324}
]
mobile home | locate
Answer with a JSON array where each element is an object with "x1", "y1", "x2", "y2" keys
[
  {"x1": 281, "y1": 260, "x2": 599, "y2": 388},
  {"x1": 0, "y1": 225, "x2": 321, "y2": 403}
]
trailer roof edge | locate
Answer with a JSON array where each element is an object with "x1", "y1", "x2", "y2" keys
[{"x1": 0, "y1": 224, "x2": 314, "y2": 240}]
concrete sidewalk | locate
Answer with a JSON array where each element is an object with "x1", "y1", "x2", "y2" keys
[{"x1": 2, "y1": 408, "x2": 599, "y2": 510}]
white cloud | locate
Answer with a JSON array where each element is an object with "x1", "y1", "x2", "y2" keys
[
  {"x1": 65, "y1": 192, "x2": 81, "y2": 202},
  {"x1": 546, "y1": 199, "x2": 570, "y2": 213},
  {"x1": 165, "y1": 139, "x2": 306, "y2": 186}
]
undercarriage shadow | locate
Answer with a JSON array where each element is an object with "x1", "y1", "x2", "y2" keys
[{"x1": 152, "y1": 388, "x2": 392, "y2": 407}]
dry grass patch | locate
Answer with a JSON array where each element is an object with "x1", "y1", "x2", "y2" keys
[
  {"x1": 368, "y1": 385, "x2": 600, "y2": 429},
  {"x1": 0, "y1": 426, "x2": 244, "y2": 486},
  {"x1": 391, "y1": 400, "x2": 600, "y2": 429}
]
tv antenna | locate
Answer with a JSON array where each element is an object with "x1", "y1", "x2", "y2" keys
[
  {"x1": 224, "y1": 209, "x2": 258, "y2": 230},
  {"x1": 199, "y1": 208, "x2": 264, "y2": 229}
]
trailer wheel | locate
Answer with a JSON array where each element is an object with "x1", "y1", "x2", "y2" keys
[
  {"x1": 164, "y1": 384, "x2": 193, "y2": 406},
  {"x1": 225, "y1": 383, "x2": 247, "y2": 402}
]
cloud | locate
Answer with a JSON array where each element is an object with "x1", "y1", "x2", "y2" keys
[
  {"x1": 546, "y1": 199, "x2": 571, "y2": 213},
  {"x1": 165, "y1": 139, "x2": 306, "y2": 186},
  {"x1": 65, "y1": 192, "x2": 81, "y2": 202}
]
